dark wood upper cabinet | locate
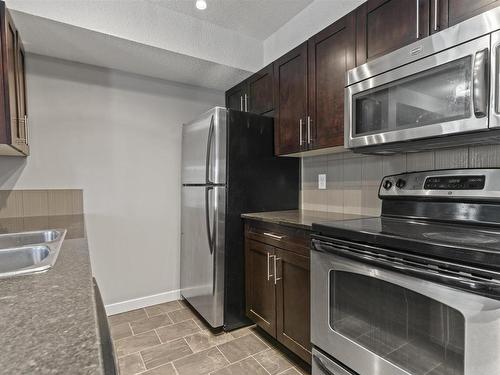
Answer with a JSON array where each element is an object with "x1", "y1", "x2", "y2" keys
[
  {"x1": 308, "y1": 13, "x2": 355, "y2": 150},
  {"x1": 356, "y1": 0, "x2": 430, "y2": 65},
  {"x1": 226, "y1": 81, "x2": 247, "y2": 112},
  {"x1": 274, "y1": 42, "x2": 308, "y2": 155},
  {"x1": 16, "y1": 39, "x2": 27, "y2": 145},
  {"x1": 247, "y1": 64, "x2": 274, "y2": 116},
  {"x1": 245, "y1": 239, "x2": 276, "y2": 337},
  {"x1": 225, "y1": 63, "x2": 274, "y2": 115},
  {"x1": 431, "y1": 0, "x2": 499, "y2": 33},
  {"x1": 275, "y1": 248, "x2": 311, "y2": 364},
  {"x1": 227, "y1": 0, "x2": 500, "y2": 156},
  {"x1": 0, "y1": 3, "x2": 28, "y2": 156}
]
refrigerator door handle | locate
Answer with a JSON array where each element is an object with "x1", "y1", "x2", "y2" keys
[
  {"x1": 205, "y1": 186, "x2": 216, "y2": 255},
  {"x1": 205, "y1": 115, "x2": 215, "y2": 184}
]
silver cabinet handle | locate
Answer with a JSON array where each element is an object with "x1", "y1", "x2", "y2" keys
[
  {"x1": 24, "y1": 115, "x2": 28, "y2": 145},
  {"x1": 307, "y1": 116, "x2": 312, "y2": 145},
  {"x1": 244, "y1": 94, "x2": 248, "y2": 112},
  {"x1": 416, "y1": 0, "x2": 420, "y2": 38},
  {"x1": 434, "y1": 0, "x2": 439, "y2": 31},
  {"x1": 274, "y1": 256, "x2": 282, "y2": 285},
  {"x1": 240, "y1": 96, "x2": 244, "y2": 111},
  {"x1": 473, "y1": 48, "x2": 489, "y2": 118},
  {"x1": 299, "y1": 118, "x2": 304, "y2": 146},
  {"x1": 267, "y1": 253, "x2": 274, "y2": 280},
  {"x1": 263, "y1": 232, "x2": 284, "y2": 240}
]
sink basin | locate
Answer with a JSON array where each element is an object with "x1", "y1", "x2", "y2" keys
[
  {"x1": 0, "y1": 230, "x2": 62, "y2": 249},
  {"x1": 0, "y1": 229, "x2": 66, "y2": 279},
  {"x1": 0, "y1": 246, "x2": 50, "y2": 273}
]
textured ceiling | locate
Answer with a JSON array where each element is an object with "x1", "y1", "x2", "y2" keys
[
  {"x1": 6, "y1": 0, "x2": 352, "y2": 91},
  {"x1": 150, "y1": 0, "x2": 314, "y2": 40},
  {"x1": 12, "y1": 10, "x2": 252, "y2": 91}
]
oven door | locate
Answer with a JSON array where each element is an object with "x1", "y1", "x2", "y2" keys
[
  {"x1": 345, "y1": 35, "x2": 490, "y2": 150},
  {"x1": 311, "y1": 239, "x2": 500, "y2": 375}
]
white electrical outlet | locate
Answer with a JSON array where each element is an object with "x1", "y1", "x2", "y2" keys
[{"x1": 318, "y1": 174, "x2": 327, "y2": 190}]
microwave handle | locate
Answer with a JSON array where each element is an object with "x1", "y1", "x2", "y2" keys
[{"x1": 473, "y1": 48, "x2": 489, "y2": 118}]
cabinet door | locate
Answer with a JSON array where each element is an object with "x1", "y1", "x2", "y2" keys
[
  {"x1": 308, "y1": 13, "x2": 355, "y2": 150},
  {"x1": 441, "y1": 0, "x2": 499, "y2": 28},
  {"x1": 356, "y1": 0, "x2": 429, "y2": 65},
  {"x1": 247, "y1": 64, "x2": 274, "y2": 115},
  {"x1": 275, "y1": 248, "x2": 311, "y2": 364},
  {"x1": 16, "y1": 37, "x2": 27, "y2": 151},
  {"x1": 226, "y1": 82, "x2": 247, "y2": 111},
  {"x1": 4, "y1": 11, "x2": 21, "y2": 147},
  {"x1": 274, "y1": 42, "x2": 308, "y2": 155},
  {"x1": 245, "y1": 239, "x2": 276, "y2": 337}
]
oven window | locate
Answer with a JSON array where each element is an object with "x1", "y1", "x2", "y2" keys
[
  {"x1": 330, "y1": 271, "x2": 464, "y2": 375},
  {"x1": 353, "y1": 56, "x2": 472, "y2": 137}
]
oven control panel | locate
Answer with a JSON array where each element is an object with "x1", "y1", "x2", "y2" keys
[
  {"x1": 379, "y1": 169, "x2": 500, "y2": 200},
  {"x1": 424, "y1": 176, "x2": 485, "y2": 190}
]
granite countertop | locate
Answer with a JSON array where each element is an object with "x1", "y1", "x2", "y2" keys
[
  {"x1": 0, "y1": 215, "x2": 104, "y2": 375},
  {"x1": 241, "y1": 209, "x2": 368, "y2": 230}
]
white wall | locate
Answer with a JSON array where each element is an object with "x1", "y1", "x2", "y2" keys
[
  {"x1": 263, "y1": 0, "x2": 364, "y2": 65},
  {"x1": 0, "y1": 54, "x2": 224, "y2": 308}
]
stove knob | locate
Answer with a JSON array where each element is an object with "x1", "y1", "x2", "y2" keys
[
  {"x1": 383, "y1": 180, "x2": 393, "y2": 190},
  {"x1": 396, "y1": 178, "x2": 406, "y2": 189}
]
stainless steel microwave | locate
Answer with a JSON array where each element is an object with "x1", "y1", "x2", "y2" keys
[{"x1": 345, "y1": 7, "x2": 500, "y2": 154}]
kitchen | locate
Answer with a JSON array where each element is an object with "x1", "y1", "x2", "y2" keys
[{"x1": 0, "y1": 0, "x2": 499, "y2": 374}]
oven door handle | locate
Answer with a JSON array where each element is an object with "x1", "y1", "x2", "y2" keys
[
  {"x1": 314, "y1": 355, "x2": 336, "y2": 375},
  {"x1": 313, "y1": 239, "x2": 500, "y2": 295}
]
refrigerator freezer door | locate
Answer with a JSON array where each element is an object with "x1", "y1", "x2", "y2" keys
[
  {"x1": 181, "y1": 107, "x2": 227, "y2": 185},
  {"x1": 180, "y1": 185, "x2": 226, "y2": 328}
]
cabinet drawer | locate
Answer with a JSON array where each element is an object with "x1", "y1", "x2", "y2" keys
[{"x1": 244, "y1": 220, "x2": 310, "y2": 258}]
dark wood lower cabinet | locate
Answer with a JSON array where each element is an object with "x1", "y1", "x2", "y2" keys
[
  {"x1": 245, "y1": 239, "x2": 276, "y2": 337},
  {"x1": 276, "y1": 248, "x2": 311, "y2": 363},
  {"x1": 244, "y1": 220, "x2": 311, "y2": 364}
]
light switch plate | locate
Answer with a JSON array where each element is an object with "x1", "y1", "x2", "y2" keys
[{"x1": 318, "y1": 174, "x2": 327, "y2": 190}]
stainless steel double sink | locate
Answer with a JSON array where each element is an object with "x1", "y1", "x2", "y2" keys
[{"x1": 0, "y1": 229, "x2": 67, "y2": 279}]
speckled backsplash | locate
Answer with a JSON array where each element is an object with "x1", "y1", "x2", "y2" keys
[
  {"x1": 0, "y1": 190, "x2": 83, "y2": 218},
  {"x1": 301, "y1": 145, "x2": 500, "y2": 217}
]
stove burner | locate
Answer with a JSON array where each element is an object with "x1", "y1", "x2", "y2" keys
[{"x1": 422, "y1": 232, "x2": 499, "y2": 245}]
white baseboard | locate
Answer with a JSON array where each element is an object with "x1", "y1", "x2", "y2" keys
[{"x1": 105, "y1": 289, "x2": 181, "y2": 316}]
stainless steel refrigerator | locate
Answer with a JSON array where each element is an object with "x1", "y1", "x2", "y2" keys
[{"x1": 180, "y1": 107, "x2": 299, "y2": 331}]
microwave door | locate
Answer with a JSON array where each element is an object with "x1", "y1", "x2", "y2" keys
[{"x1": 346, "y1": 35, "x2": 490, "y2": 150}]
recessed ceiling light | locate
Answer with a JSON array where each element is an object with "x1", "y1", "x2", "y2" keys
[{"x1": 196, "y1": 0, "x2": 207, "y2": 10}]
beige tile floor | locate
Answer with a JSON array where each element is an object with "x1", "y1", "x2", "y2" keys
[{"x1": 110, "y1": 300, "x2": 311, "y2": 375}]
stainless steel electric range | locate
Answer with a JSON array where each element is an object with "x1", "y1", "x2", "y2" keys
[{"x1": 310, "y1": 169, "x2": 500, "y2": 375}]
